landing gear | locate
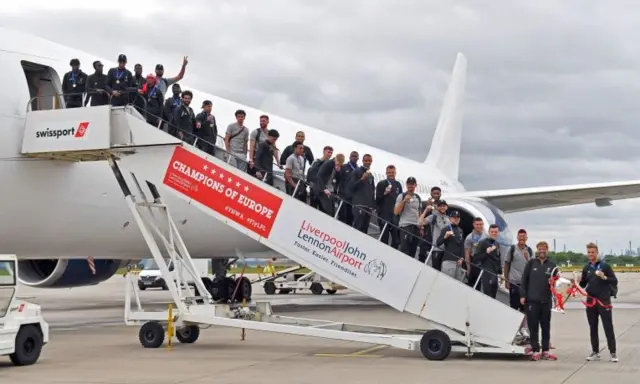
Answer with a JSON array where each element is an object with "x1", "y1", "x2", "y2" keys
[
  {"x1": 420, "y1": 329, "x2": 451, "y2": 361},
  {"x1": 209, "y1": 276, "x2": 252, "y2": 303},
  {"x1": 233, "y1": 276, "x2": 252, "y2": 302}
]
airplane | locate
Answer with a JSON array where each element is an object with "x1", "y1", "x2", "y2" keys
[{"x1": 2, "y1": 26, "x2": 640, "y2": 301}]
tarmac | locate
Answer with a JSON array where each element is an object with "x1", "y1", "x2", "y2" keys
[{"x1": 1, "y1": 273, "x2": 639, "y2": 384}]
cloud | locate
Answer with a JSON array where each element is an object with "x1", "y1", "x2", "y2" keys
[{"x1": 1, "y1": 0, "x2": 639, "y2": 254}]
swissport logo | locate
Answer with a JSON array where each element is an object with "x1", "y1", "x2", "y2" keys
[{"x1": 35, "y1": 121, "x2": 90, "y2": 139}]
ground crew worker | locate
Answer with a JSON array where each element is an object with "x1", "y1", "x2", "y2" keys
[
  {"x1": 462, "y1": 217, "x2": 486, "y2": 290},
  {"x1": 423, "y1": 200, "x2": 450, "y2": 270},
  {"x1": 225, "y1": 109, "x2": 250, "y2": 171},
  {"x1": 61, "y1": 58, "x2": 87, "y2": 108},
  {"x1": 172, "y1": 90, "x2": 196, "y2": 142},
  {"x1": 194, "y1": 100, "x2": 218, "y2": 155},
  {"x1": 105, "y1": 54, "x2": 134, "y2": 107},
  {"x1": 256, "y1": 129, "x2": 281, "y2": 186},
  {"x1": 350, "y1": 154, "x2": 375, "y2": 233},
  {"x1": 504, "y1": 229, "x2": 533, "y2": 311},
  {"x1": 248, "y1": 115, "x2": 271, "y2": 178},
  {"x1": 472, "y1": 224, "x2": 502, "y2": 298},
  {"x1": 307, "y1": 146, "x2": 334, "y2": 210},
  {"x1": 580, "y1": 242, "x2": 618, "y2": 363},
  {"x1": 395, "y1": 177, "x2": 421, "y2": 257},
  {"x1": 520, "y1": 241, "x2": 558, "y2": 361},
  {"x1": 313, "y1": 153, "x2": 344, "y2": 216},
  {"x1": 435, "y1": 210, "x2": 465, "y2": 280},
  {"x1": 337, "y1": 151, "x2": 359, "y2": 226},
  {"x1": 375, "y1": 165, "x2": 402, "y2": 248},
  {"x1": 284, "y1": 141, "x2": 306, "y2": 197},
  {"x1": 84, "y1": 61, "x2": 109, "y2": 107}
]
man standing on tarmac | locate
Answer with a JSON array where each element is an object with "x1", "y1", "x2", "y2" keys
[
  {"x1": 472, "y1": 224, "x2": 502, "y2": 298},
  {"x1": 504, "y1": 229, "x2": 533, "y2": 311},
  {"x1": 462, "y1": 217, "x2": 486, "y2": 290},
  {"x1": 579, "y1": 242, "x2": 618, "y2": 363},
  {"x1": 376, "y1": 165, "x2": 402, "y2": 248},
  {"x1": 519, "y1": 241, "x2": 558, "y2": 361}
]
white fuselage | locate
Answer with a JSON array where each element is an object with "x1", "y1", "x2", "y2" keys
[{"x1": 0, "y1": 27, "x2": 471, "y2": 261}]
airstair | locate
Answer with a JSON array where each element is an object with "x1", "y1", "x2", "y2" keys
[{"x1": 21, "y1": 105, "x2": 527, "y2": 360}]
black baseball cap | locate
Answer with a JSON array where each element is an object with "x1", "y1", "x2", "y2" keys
[
  {"x1": 450, "y1": 210, "x2": 460, "y2": 218},
  {"x1": 406, "y1": 177, "x2": 417, "y2": 184},
  {"x1": 437, "y1": 199, "x2": 447, "y2": 206}
]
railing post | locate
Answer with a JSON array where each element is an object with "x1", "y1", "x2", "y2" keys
[
  {"x1": 334, "y1": 201, "x2": 343, "y2": 219},
  {"x1": 291, "y1": 179, "x2": 301, "y2": 197},
  {"x1": 473, "y1": 270, "x2": 484, "y2": 291},
  {"x1": 425, "y1": 245, "x2": 434, "y2": 265},
  {"x1": 192, "y1": 138, "x2": 199, "y2": 148},
  {"x1": 377, "y1": 223, "x2": 388, "y2": 241}
]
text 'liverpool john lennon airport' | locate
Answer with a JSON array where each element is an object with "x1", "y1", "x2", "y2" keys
[
  {"x1": 171, "y1": 160, "x2": 276, "y2": 220},
  {"x1": 297, "y1": 220, "x2": 367, "y2": 276}
]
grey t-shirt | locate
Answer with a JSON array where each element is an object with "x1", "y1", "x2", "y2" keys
[
  {"x1": 225, "y1": 123, "x2": 249, "y2": 154},
  {"x1": 428, "y1": 212, "x2": 450, "y2": 251},
  {"x1": 506, "y1": 244, "x2": 532, "y2": 284},
  {"x1": 250, "y1": 128, "x2": 269, "y2": 146},
  {"x1": 464, "y1": 231, "x2": 487, "y2": 257},
  {"x1": 285, "y1": 153, "x2": 306, "y2": 179},
  {"x1": 156, "y1": 77, "x2": 176, "y2": 98},
  {"x1": 396, "y1": 193, "x2": 420, "y2": 227}
]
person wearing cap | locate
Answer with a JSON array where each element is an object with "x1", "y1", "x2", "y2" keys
[
  {"x1": 395, "y1": 177, "x2": 422, "y2": 257},
  {"x1": 137, "y1": 74, "x2": 164, "y2": 127},
  {"x1": 172, "y1": 90, "x2": 196, "y2": 141},
  {"x1": 61, "y1": 58, "x2": 87, "y2": 108},
  {"x1": 154, "y1": 56, "x2": 188, "y2": 98},
  {"x1": 105, "y1": 54, "x2": 134, "y2": 107},
  {"x1": 194, "y1": 100, "x2": 218, "y2": 155},
  {"x1": 85, "y1": 61, "x2": 109, "y2": 107},
  {"x1": 422, "y1": 200, "x2": 451, "y2": 271},
  {"x1": 225, "y1": 109, "x2": 250, "y2": 172},
  {"x1": 435, "y1": 210, "x2": 466, "y2": 281},
  {"x1": 504, "y1": 229, "x2": 533, "y2": 311},
  {"x1": 163, "y1": 83, "x2": 183, "y2": 134}
]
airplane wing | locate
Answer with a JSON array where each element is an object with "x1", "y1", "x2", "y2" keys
[{"x1": 455, "y1": 180, "x2": 640, "y2": 214}]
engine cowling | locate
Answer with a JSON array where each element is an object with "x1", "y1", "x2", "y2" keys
[{"x1": 18, "y1": 259, "x2": 128, "y2": 288}]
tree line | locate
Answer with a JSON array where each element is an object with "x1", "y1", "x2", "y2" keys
[{"x1": 547, "y1": 251, "x2": 639, "y2": 266}]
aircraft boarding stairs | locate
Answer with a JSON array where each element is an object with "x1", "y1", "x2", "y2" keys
[{"x1": 21, "y1": 105, "x2": 527, "y2": 360}]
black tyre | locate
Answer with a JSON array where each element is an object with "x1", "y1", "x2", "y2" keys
[
  {"x1": 264, "y1": 281, "x2": 276, "y2": 295},
  {"x1": 310, "y1": 282, "x2": 324, "y2": 295},
  {"x1": 234, "y1": 276, "x2": 252, "y2": 302},
  {"x1": 9, "y1": 325, "x2": 43, "y2": 366},
  {"x1": 278, "y1": 289, "x2": 291, "y2": 294},
  {"x1": 326, "y1": 289, "x2": 337, "y2": 295},
  {"x1": 139, "y1": 285, "x2": 147, "y2": 291},
  {"x1": 176, "y1": 325, "x2": 200, "y2": 344},
  {"x1": 420, "y1": 330, "x2": 451, "y2": 361},
  {"x1": 139, "y1": 321, "x2": 165, "y2": 348},
  {"x1": 161, "y1": 280, "x2": 168, "y2": 291}
]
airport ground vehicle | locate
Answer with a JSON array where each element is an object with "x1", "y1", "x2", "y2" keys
[
  {"x1": 0, "y1": 255, "x2": 49, "y2": 366},
  {"x1": 138, "y1": 259, "x2": 209, "y2": 291},
  {"x1": 257, "y1": 267, "x2": 346, "y2": 295}
]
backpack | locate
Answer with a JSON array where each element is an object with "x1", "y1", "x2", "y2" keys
[
  {"x1": 507, "y1": 244, "x2": 533, "y2": 263},
  {"x1": 306, "y1": 159, "x2": 326, "y2": 186}
]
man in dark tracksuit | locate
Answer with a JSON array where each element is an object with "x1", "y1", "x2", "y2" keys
[
  {"x1": 337, "y1": 151, "x2": 359, "y2": 226},
  {"x1": 61, "y1": 58, "x2": 87, "y2": 108},
  {"x1": 435, "y1": 210, "x2": 465, "y2": 280},
  {"x1": 313, "y1": 154, "x2": 344, "y2": 217},
  {"x1": 375, "y1": 165, "x2": 402, "y2": 248},
  {"x1": 105, "y1": 54, "x2": 134, "y2": 107},
  {"x1": 580, "y1": 242, "x2": 618, "y2": 363},
  {"x1": 84, "y1": 61, "x2": 109, "y2": 107},
  {"x1": 350, "y1": 154, "x2": 375, "y2": 234},
  {"x1": 255, "y1": 130, "x2": 280, "y2": 186},
  {"x1": 163, "y1": 84, "x2": 182, "y2": 135},
  {"x1": 194, "y1": 100, "x2": 218, "y2": 155},
  {"x1": 172, "y1": 90, "x2": 196, "y2": 142},
  {"x1": 520, "y1": 241, "x2": 558, "y2": 361},
  {"x1": 472, "y1": 224, "x2": 502, "y2": 298}
]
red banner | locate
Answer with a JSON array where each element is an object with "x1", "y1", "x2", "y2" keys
[{"x1": 163, "y1": 146, "x2": 283, "y2": 238}]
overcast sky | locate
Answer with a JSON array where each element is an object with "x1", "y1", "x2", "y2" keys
[{"x1": 3, "y1": 0, "x2": 640, "y2": 254}]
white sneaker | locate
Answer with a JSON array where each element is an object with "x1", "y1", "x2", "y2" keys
[
  {"x1": 586, "y1": 352, "x2": 601, "y2": 361},
  {"x1": 610, "y1": 353, "x2": 618, "y2": 363}
]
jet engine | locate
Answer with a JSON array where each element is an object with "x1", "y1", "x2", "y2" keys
[{"x1": 18, "y1": 259, "x2": 129, "y2": 288}]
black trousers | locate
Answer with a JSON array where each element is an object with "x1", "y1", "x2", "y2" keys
[
  {"x1": 466, "y1": 264, "x2": 482, "y2": 291},
  {"x1": 431, "y1": 251, "x2": 443, "y2": 271},
  {"x1": 338, "y1": 199, "x2": 354, "y2": 226},
  {"x1": 527, "y1": 301, "x2": 552, "y2": 352},
  {"x1": 586, "y1": 304, "x2": 616, "y2": 354},
  {"x1": 378, "y1": 215, "x2": 400, "y2": 248},
  {"x1": 318, "y1": 194, "x2": 335, "y2": 217},
  {"x1": 286, "y1": 182, "x2": 306, "y2": 202},
  {"x1": 509, "y1": 285, "x2": 524, "y2": 311},
  {"x1": 399, "y1": 225, "x2": 420, "y2": 257},
  {"x1": 481, "y1": 271, "x2": 499, "y2": 298},
  {"x1": 352, "y1": 206, "x2": 372, "y2": 234}
]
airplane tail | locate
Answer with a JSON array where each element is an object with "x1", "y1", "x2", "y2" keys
[{"x1": 424, "y1": 53, "x2": 467, "y2": 181}]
